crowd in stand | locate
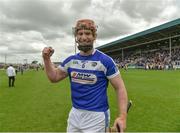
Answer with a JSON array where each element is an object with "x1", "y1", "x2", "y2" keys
[{"x1": 115, "y1": 47, "x2": 180, "y2": 70}]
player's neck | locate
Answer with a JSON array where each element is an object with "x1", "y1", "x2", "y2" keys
[{"x1": 80, "y1": 49, "x2": 94, "y2": 56}]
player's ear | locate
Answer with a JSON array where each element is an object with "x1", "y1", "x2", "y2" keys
[{"x1": 93, "y1": 33, "x2": 97, "y2": 40}]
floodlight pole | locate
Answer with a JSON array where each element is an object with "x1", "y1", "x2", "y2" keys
[{"x1": 4, "y1": 54, "x2": 7, "y2": 65}]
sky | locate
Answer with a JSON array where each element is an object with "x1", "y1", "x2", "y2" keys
[{"x1": 0, "y1": 0, "x2": 179, "y2": 64}]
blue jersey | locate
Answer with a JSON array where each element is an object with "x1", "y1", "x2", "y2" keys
[{"x1": 59, "y1": 49, "x2": 119, "y2": 112}]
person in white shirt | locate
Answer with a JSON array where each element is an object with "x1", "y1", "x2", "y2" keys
[{"x1": 6, "y1": 64, "x2": 16, "y2": 87}]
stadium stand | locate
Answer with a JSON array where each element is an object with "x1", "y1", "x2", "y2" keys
[{"x1": 97, "y1": 18, "x2": 180, "y2": 70}]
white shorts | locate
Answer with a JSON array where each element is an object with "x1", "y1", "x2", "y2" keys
[{"x1": 67, "y1": 107, "x2": 110, "y2": 133}]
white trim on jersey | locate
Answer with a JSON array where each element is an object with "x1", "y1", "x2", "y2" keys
[
  {"x1": 107, "y1": 71, "x2": 119, "y2": 79},
  {"x1": 62, "y1": 59, "x2": 107, "y2": 74}
]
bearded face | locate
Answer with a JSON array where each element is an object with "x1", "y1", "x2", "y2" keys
[
  {"x1": 76, "y1": 29, "x2": 96, "y2": 52},
  {"x1": 73, "y1": 19, "x2": 97, "y2": 53}
]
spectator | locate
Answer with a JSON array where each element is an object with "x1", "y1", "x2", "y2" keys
[{"x1": 6, "y1": 64, "x2": 16, "y2": 87}]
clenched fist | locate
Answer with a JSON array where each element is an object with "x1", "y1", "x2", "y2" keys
[{"x1": 42, "y1": 47, "x2": 54, "y2": 59}]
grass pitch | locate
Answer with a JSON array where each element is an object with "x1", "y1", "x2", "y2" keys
[{"x1": 0, "y1": 69, "x2": 180, "y2": 132}]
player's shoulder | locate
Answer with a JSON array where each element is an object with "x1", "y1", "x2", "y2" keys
[
  {"x1": 95, "y1": 49, "x2": 114, "y2": 63},
  {"x1": 63, "y1": 54, "x2": 78, "y2": 63}
]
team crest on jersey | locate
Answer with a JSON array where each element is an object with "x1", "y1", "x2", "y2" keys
[
  {"x1": 71, "y1": 71, "x2": 97, "y2": 84},
  {"x1": 91, "y1": 62, "x2": 97, "y2": 67}
]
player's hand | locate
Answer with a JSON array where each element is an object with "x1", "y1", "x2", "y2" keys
[
  {"x1": 113, "y1": 116, "x2": 126, "y2": 133},
  {"x1": 42, "y1": 47, "x2": 54, "y2": 59}
]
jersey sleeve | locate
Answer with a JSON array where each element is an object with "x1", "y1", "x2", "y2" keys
[
  {"x1": 103, "y1": 56, "x2": 120, "y2": 79},
  {"x1": 58, "y1": 56, "x2": 73, "y2": 73}
]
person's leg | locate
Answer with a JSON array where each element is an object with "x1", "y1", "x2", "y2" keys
[
  {"x1": 81, "y1": 109, "x2": 110, "y2": 133},
  {"x1": 8, "y1": 77, "x2": 11, "y2": 87},
  {"x1": 12, "y1": 76, "x2": 15, "y2": 87},
  {"x1": 67, "y1": 107, "x2": 81, "y2": 132},
  {"x1": 67, "y1": 108, "x2": 110, "y2": 133}
]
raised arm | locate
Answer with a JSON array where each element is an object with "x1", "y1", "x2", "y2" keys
[{"x1": 42, "y1": 47, "x2": 67, "y2": 83}]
